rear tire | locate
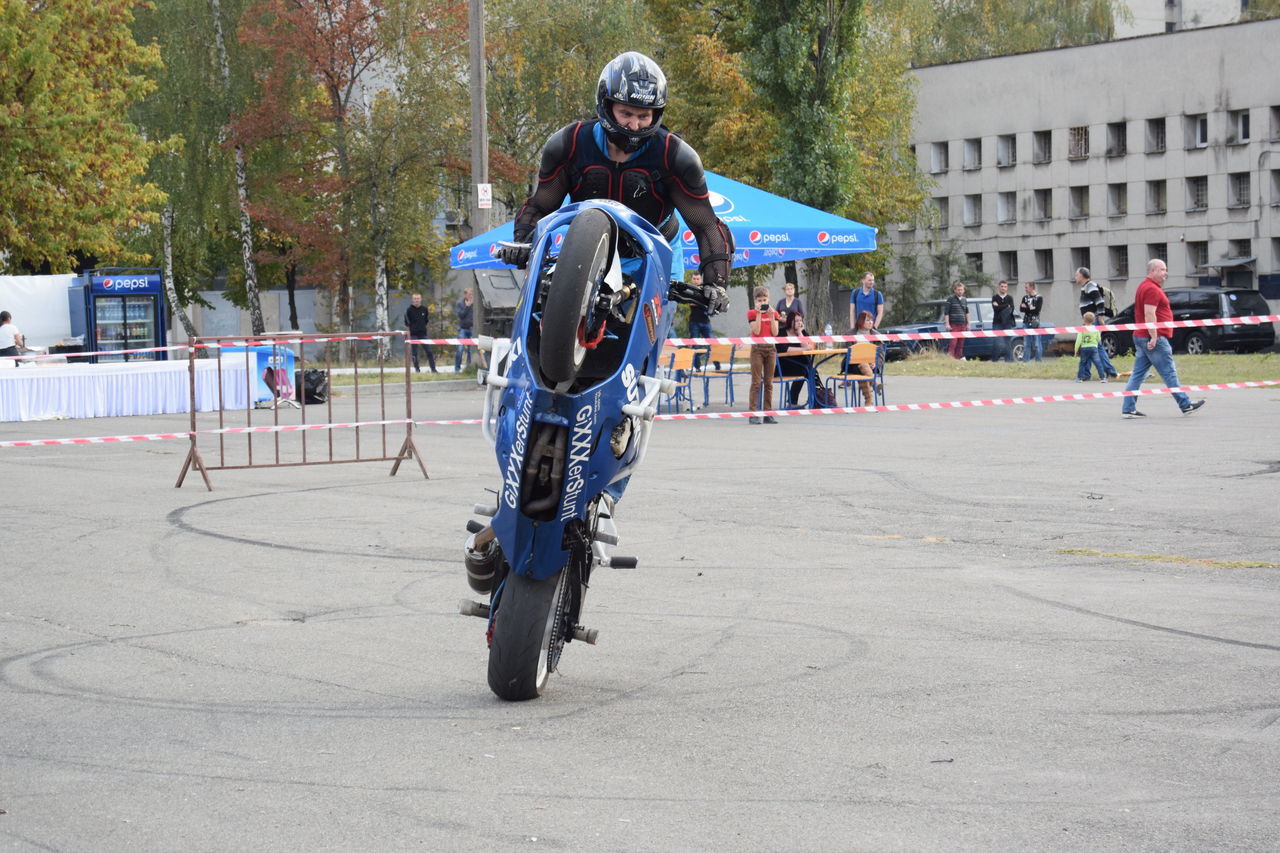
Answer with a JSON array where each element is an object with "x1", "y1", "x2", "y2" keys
[
  {"x1": 540, "y1": 208, "x2": 614, "y2": 385},
  {"x1": 1184, "y1": 331, "x2": 1207, "y2": 355},
  {"x1": 487, "y1": 569, "x2": 570, "y2": 701}
]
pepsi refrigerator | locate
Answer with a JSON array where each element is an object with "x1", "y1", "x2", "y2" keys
[{"x1": 69, "y1": 268, "x2": 168, "y2": 362}]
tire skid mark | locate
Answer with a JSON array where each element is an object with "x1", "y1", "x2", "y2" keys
[{"x1": 997, "y1": 584, "x2": 1280, "y2": 652}]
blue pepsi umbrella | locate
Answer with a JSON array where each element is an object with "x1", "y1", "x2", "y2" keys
[{"x1": 449, "y1": 171, "x2": 877, "y2": 271}]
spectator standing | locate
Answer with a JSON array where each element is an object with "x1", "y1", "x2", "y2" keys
[
  {"x1": 1074, "y1": 312, "x2": 1107, "y2": 381},
  {"x1": 991, "y1": 279, "x2": 1016, "y2": 362},
  {"x1": 0, "y1": 311, "x2": 24, "y2": 357},
  {"x1": 404, "y1": 293, "x2": 437, "y2": 373},
  {"x1": 944, "y1": 281, "x2": 968, "y2": 360},
  {"x1": 453, "y1": 288, "x2": 475, "y2": 372},
  {"x1": 686, "y1": 271, "x2": 715, "y2": 369},
  {"x1": 1019, "y1": 282, "x2": 1045, "y2": 362},
  {"x1": 849, "y1": 271, "x2": 884, "y2": 331},
  {"x1": 1121, "y1": 259, "x2": 1206, "y2": 418},
  {"x1": 747, "y1": 285, "x2": 779, "y2": 424},
  {"x1": 1076, "y1": 267, "x2": 1119, "y2": 379},
  {"x1": 775, "y1": 281, "x2": 804, "y2": 318}
]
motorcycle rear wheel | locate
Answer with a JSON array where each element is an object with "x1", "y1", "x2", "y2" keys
[
  {"x1": 540, "y1": 208, "x2": 613, "y2": 385},
  {"x1": 487, "y1": 569, "x2": 570, "y2": 701}
]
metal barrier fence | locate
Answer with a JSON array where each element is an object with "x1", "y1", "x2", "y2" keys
[{"x1": 176, "y1": 331, "x2": 428, "y2": 490}]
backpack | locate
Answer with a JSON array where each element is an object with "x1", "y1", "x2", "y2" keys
[
  {"x1": 1100, "y1": 285, "x2": 1118, "y2": 318},
  {"x1": 813, "y1": 384, "x2": 837, "y2": 409}
]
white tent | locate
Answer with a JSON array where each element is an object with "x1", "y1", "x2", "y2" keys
[{"x1": 0, "y1": 275, "x2": 76, "y2": 347}]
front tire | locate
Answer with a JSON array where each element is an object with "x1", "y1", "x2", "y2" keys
[
  {"x1": 1184, "y1": 331, "x2": 1208, "y2": 355},
  {"x1": 488, "y1": 569, "x2": 570, "y2": 701},
  {"x1": 540, "y1": 208, "x2": 614, "y2": 385}
]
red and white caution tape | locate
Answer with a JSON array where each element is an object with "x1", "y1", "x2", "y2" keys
[
  {"x1": 0, "y1": 418, "x2": 411, "y2": 449},
  {"x1": 5, "y1": 383, "x2": 1277, "y2": 448},
  {"x1": 0, "y1": 431, "x2": 193, "y2": 448},
  {"x1": 656, "y1": 380, "x2": 1280, "y2": 420}
]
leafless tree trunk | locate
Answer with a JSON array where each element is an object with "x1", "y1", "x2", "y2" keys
[{"x1": 162, "y1": 203, "x2": 199, "y2": 341}]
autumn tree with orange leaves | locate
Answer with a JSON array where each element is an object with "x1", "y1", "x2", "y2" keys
[{"x1": 232, "y1": 0, "x2": 467, "y2": 349}]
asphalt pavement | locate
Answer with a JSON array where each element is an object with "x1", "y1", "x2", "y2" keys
[{"x1": 2, "y1": 375, "x2": 1279, "y2": 851}]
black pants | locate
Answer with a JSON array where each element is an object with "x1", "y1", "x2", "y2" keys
[{"x1": 410, "y1": 340, "x2": 436, "y2": 372}]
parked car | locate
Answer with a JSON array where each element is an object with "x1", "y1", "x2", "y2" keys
[
  {"x1": 1100, "y1": 288, "x2": 1276, "y2": 357},
  {"x1": 881, "y1": 297, "x2": 1048, "y2": 361}
]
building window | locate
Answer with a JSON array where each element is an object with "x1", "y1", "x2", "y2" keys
[
  {"x1": 1035, "y1": 249, "x2": 1054, "y2": 281},
  {"x1": 930, "y1": 142, "x2": 949, "y2": 174},
  {"x1": 1186, "y1": 176, "x2": 1208, "y2": 211},
  {"x1": 933, "y1": 196, "x2": 949, "y2": 228},
  {"x1": 1033, "y1": 188, "x2": 1052, "y2": 220},
  {"x1": 996, "y1": 134, "x2": 1016, "y2": 167},
  {"x1": 1187, "y1": 240, "x2": 1208, "y2": 271},
  {"x1": 1272, "y1": 106, "x2": 1280, "y2": 140},
  {"x1": 963, "y1": 194, "x2": 982, "y2": 226},
  {"x1": 996, "y1": 191, "x2": 1016, "y2": 224},
  {"x1": 1068, "y1": 126, "x2": 1089, "y2": 160},
  {"x1": 1106, "y1": 122, "x2": 1127, "y2": 157},
  {"x1": 1069, "y1": 185, "x2": 1089, "y2": 219},
  {"x1": 1228, "y1": 172, "x2": 1251, "y2": 208},
  {"x1": 965, "y1": 252, "x2": 984, "y2": 273},
  {"x1": 1032, "y1": 130, "x2": 1052, "y2": 164},
  {"x1": 1147, "y1": 180, "x2": 1167, "y2": 214},
  {"x1": 1227, "y1": 109, "x2": 1250, "y2": 145},
  {"x1": 1147, "y1": 243, "x2": 1168, "y2": 264},
  {"x1": 1146, "y1": 117, "x2": 1166, "y2": 153},
  {"x1": 1071, "y1": 247, "x2": 1091, "y2": 274},
  {"x1": 963, "y1": 138, "x2": 982, "y2": 170},
  {"x1": 1272, "y1": 169, "x2": 1280, "y2": 205},
  {"x1": 1186, "y1": 113, "x2": 1209, "y2": 148},
  {"x1": 1107, "y1": 183, "x2": 1128, "y2": 216},
  {"x1": 1000, "y1": 251, "x2": 1019, "y2": 281},
  {"x1": 1228, "y1": 238, "x2": 1252, "y2": 258},
  {"x1": 1109, "y1": 245, "x2": 1129, "y2": 280}
]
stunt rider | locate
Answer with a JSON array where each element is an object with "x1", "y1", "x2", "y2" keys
[{"x1": 497, "y1": 51, "x2": 732, "y2": 315}]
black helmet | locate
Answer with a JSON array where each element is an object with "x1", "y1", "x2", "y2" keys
[{"x1": 596, "y1": 51, "x2": 667, "y2": 153}]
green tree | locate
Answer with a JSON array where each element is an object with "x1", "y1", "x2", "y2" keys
[
  {"x1": 483, "y1": 0, "x2": 654, "y2": 219},
  {"x1": 1242, "y1": 0, "x2": 1280, "y2": 20},
  {"x1": 886, "y1": 0, "x2": 1125, "y2": 66},
  {"x1": 745, "y1": 0, "x2": 865, "y2": 333},
  {"x1": 0, "y1": 0, "x2": 165, "y2": 272},
  {"x1": 131, "y1": 0, "x2": 261, "y2": 335}
]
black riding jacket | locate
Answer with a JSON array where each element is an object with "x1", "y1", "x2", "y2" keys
[{"x1": 512, "y1": 120, "x2": 733, "y2": 286}]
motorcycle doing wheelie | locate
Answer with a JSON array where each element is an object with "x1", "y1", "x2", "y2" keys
[{"x1": 459, "y1": 199, "x2": 719, "y2": 701}]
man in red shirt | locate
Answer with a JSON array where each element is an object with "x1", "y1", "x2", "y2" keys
[{"x1": 1121, "y1": 259, "x2": 1205, "y2": 418}]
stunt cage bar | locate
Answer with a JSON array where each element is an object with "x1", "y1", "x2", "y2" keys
[{"x1": 176, "y1": 331, "x2": 428, "y2": 490}]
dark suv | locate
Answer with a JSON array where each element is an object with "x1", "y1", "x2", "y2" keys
[
  {"x1": 881, "y1": 297, "x2": 1045, "y2": 361},
  {"x1": 1100, "y1": 288, "x2": 1276, "y2": 357}
]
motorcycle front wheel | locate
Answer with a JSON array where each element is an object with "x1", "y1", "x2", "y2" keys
[
  {"x1": 487, "y1": 569, "x2": 571, "y2": 701},
  {"x1": 540, "y1": 208, "x2": 613, "y2": 385}
]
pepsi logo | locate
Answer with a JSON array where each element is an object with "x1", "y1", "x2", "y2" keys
[
  {"x1": 488, "y1": 243, "x2": 500, "y2": 256},
  {"x1": 682, "y1": 229, "x2": 695, "y2": 244},
  {"x1": 554, "y1": 233, "x2": 564, "y2": 246},
  {"x1": 817, "y1": 231, "x2": 831, "y2": 245},
  {"x1": 457, "y1": 248, "x2": 467, "y2": 262},
  {"x1": 708, "y1": 191, "x2": 734, "y2": 216},
  {"x1": 691, "y1": 253, "x2": 701, "y2": 266},
  {"x1": 748, "y1": 230, "x2": 762, "y2": 244}
]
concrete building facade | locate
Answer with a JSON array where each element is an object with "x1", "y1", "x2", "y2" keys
[{"x1": 887, "y1": 18, "x2": 1280, "y2": 327}]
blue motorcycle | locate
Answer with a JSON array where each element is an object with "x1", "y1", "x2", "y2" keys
[{"x1": 460, "y1": 200, "x2": 720, "y2": 700}]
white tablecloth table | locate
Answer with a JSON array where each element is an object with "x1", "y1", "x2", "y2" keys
[{"x1": 0, "y1": 356, "x2": 249, "y2": 422}]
